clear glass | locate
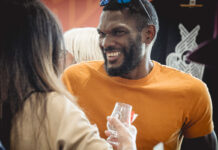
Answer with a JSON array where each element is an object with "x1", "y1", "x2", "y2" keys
[{"x1": 107, "y1": 102, "x2": 132, "y2": 144}]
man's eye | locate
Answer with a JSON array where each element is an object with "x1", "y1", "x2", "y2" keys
[
  {"x1": 98, "y1": 31, "x2": 106, "y2": 38},
  {"x1": 113, "y1": 30, "x2": 126, "y2": 36}
]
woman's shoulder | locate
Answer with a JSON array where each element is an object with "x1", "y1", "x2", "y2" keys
[{"x1": 46, "y1": 92, "x2": 79, "y2": 114}]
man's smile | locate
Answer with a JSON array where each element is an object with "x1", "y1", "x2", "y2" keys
[{"x1": 105, "y1": 51, "x2": 121, "y2": 63}]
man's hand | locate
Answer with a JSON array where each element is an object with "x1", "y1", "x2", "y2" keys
[{"x1": 105, "y1": 117, "x2": 137, "y2": 150}]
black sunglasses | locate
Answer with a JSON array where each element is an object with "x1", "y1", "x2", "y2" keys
[{"x1": 100, "y1": 0, "x2": 152, "y2": 22}]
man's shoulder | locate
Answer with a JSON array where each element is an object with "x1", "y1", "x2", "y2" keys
[
  {"x1": 61, "y1": 61, "x2": 106, "y2": 84},
  {"x1": 156, "y1": 61, "x2": 207, "y2": 89},
  {"x1": 61, "y1": 61, "x2": 106, "y2": 94}
]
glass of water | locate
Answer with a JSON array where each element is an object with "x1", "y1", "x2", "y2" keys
[{"x1": 107, "y1": 102, "x2": 133, "y2": 144}]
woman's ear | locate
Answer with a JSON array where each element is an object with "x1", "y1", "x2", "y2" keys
[{"x1": 141, "y1": 25, "x2": 155, "y2": 44}]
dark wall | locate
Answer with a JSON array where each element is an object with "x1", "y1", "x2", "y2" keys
[{"x1": 151, "y1": 0, "x2": 218, "y2": 136}]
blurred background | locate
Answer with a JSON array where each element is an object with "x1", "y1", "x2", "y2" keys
[{"x1": 42, "y1": 0, "x2": 102, "y2": 32}]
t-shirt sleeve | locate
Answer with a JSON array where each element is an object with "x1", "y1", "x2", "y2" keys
[
  {"x1": 183, "y1": 82, "x2": 214, "y2": 138},
  {"x1": 47, "y1": 93, "x2": 112, "y2": 150}
]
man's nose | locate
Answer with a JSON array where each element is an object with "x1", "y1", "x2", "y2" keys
[{"x1": 100, "y1": 35, "x2": 116, "y2": 49}]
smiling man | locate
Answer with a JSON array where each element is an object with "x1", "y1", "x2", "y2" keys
[
  {"x1": 97, "y1": 1, "x2": 157, "y2": 79},
  {"x1": 62, "y1": 0, "x2": 217, "y2": 150}
]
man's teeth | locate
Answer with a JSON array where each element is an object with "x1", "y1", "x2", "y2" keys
[{"x1": 107, "y1": 52, "x2": 120, "y2": 57}]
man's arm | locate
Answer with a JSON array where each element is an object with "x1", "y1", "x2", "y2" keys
[{"x1": 181, "y1": 131, "x2": 218, "y2": 150}]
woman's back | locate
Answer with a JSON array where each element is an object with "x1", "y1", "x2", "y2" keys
[
  {"x1": 11, "y1": 92, "x2": 111, "y2": 150},
  {"x1": 0, "y1": 0, "x2": 74, "y2": 148}
]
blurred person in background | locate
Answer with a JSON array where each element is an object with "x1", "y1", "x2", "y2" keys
[{"x1": 64, "y1": 27, "x2": 104, "y2": 65}]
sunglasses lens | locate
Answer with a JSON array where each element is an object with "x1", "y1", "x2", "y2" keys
[
  {"x1": 100, "y1": 0, "x2": 132, "y2": 6},
  {"x1": 100, "y1": 0, "x2": 110, "y2": 6},
  {"x1": 117, "y1": 0, "x2": 131, "y2": 3}
]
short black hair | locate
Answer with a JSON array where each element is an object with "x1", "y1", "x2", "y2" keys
[{"x1": 103, "y1": 0, "x2": 159, "y2": 33}]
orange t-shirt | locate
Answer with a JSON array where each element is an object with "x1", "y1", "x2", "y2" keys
[{"x1": 62, "y1": 61, "x2": 213, "y2": 150}]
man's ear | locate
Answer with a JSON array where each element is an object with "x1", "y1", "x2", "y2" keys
[{"x1": 141, "y1": 25, "x2": 155, "y2": 44}]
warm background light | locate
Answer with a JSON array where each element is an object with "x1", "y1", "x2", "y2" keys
[{"x1": 42, "y1": 0, "x2": 102, "y2": 32}]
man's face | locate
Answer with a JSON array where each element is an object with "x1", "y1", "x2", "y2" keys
[{"x1": 97, "y1": 10, "x2": 144, "y2": 76}]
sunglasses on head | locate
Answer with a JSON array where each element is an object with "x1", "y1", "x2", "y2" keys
[{"x1": 100, "y1": 0, "x2": 152, "y2": 22}]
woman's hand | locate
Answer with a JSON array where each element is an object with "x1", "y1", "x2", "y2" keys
[{"x1": 105, "y1": 117, "x2": 137, "y2": 150}]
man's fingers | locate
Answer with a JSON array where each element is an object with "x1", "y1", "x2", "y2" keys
[
  {"x1": 107, "y1": 141, "x2": 118, "y2": 150},
  {"x1": 107, "y1": 136, "x2": 118, "y2": 142},
  {"x1": 105, "y1": 130, "x2": 110, "y2": 137},
  {"x1": 107, "y1": 117, "x2": 125, "y2": 131},
  {"x1": 129, "y1": 125, "x2": 137, "y2": 135},
  {"x1": 107, "y1": 136, "x2": 119, "y2": 149},
  {"x1": 123, "y1": 122, "x2": 130, "y2": 127}
]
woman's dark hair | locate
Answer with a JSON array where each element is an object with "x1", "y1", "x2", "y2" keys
[{"x1": 0, "y1": 0, "x2": 66, "y2": 149}]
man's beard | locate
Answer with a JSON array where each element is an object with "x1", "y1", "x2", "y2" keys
[{"x1": 103, "y1": 35, "x2": 143, "y2": 77}]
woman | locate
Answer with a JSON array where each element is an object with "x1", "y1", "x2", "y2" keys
[{"x1": 0, "y1": 0, "x2": 136, "y2": 150}]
